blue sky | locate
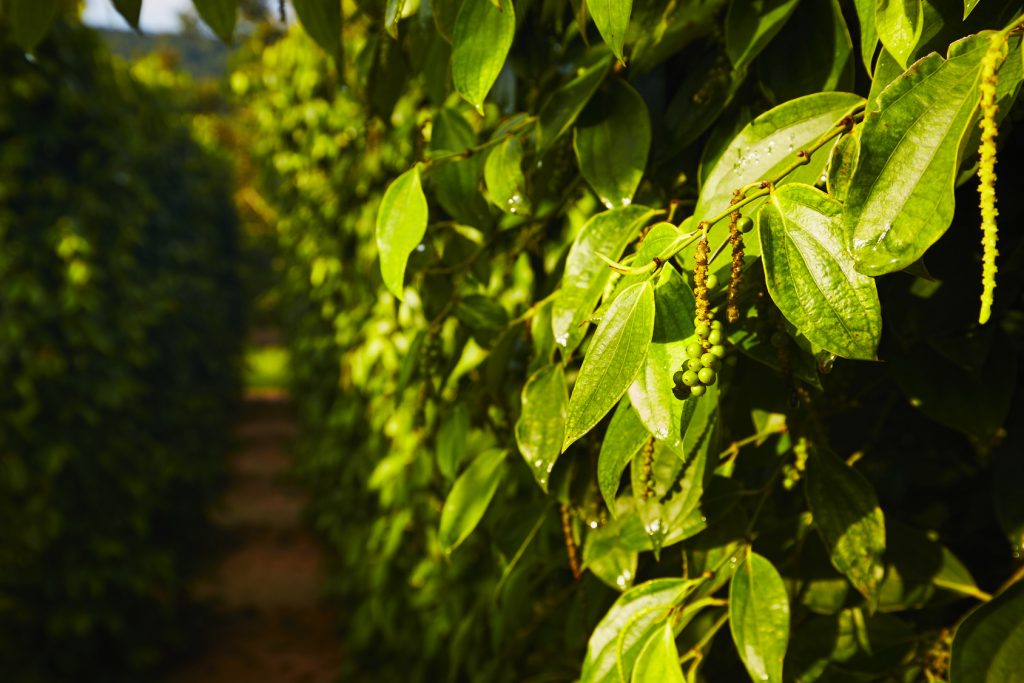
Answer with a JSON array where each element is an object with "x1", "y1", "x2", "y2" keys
[{"x1": 83, "y1": 0, "x2": 197, "y2": 33}]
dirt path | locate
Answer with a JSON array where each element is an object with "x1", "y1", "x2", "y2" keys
[{"x1": 165, "y1": 392, "x2": 341, "y2": 683}]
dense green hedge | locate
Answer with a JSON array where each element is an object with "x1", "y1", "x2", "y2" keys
[{"x1": 0, "y1": 23, "x2": 242, "y2": 679}]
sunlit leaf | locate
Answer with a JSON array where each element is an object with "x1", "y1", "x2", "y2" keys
[
  {"x1": 950, "y1": 581, "x2": 1024, "y2": 683},
  {"x1": 452, "y1": 0, "x2": 516, "y2": 112},
  {"x1": 439, "y1": 448, "x2": 507, "y2": 553},
  {"x1": 588, "y1": 0, "x2": 632, "y2": 63},
  {"x1": 536, "y1": 52, "x2": 613, "y2": 151},
  {"x1": 484, "y1": 136, "x2": 531, "y2": 215},
  {"x1": 376, "y1": 166, "x2": 428, "y2": 298},
  {"x1": 597, "y1": 400, "x2": 651, "y2": 511},
  {"x1": 515, "y1": 364, "x2": 567, "y2": 491},
  {"x1": 631, "y1": 621, "x2": 684, "y2": 683},
  {"x1": 875, "y1": 0, "x2": 923, "y2": 68},
  {"x1": 730, "y1": 551, "x2": 790, "y2": 683},
  {"x1": 853, "y1": 0, "x2": 879, "y2": 71}
]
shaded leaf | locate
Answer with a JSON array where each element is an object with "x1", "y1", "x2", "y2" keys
[
  {"x1": 730, "y1": 551, "x2": 790, "y2": 683},
  {"x1": 536, "y1": 52, "x2": 613, "y2": 151},
  {"x1": 112, "y1": 0, "x2": 142, "y2": 28},
  {"x1": 7, "y1": 0, "x2": 59, "y2": 52},
  {"x1": 574, "y1": 79, "x2": 650, "y2": 209},
  {"x1": 292, "y1": 0, "x2": 342, "y2": 55},
  {"x1": 194, "y1": 0, "x2": 237, "y2": 42},
  {"x1": 725, "y1": 0, "x2": 801, "y2": 73},
  {"x1": 589, "y1": 0, "x2": 632, "y2": 62},
  {"x1": 455, "y1": 294, "x2": 508, "y2": 346},
  {"x1": 631, "y1": 622, "x2": 684, "y2": 683},
  {"x1": 437, "y1": 404, "x2": 469, "y2": 480},
  {"x1": 962, "y1": 0, "x2": 982, "y2": 18},
  {"x1": 584, "y1": 515, "x2": 639, "y2": 591},
  {"x1": 376, "y1": 166, "x2": 428, "y2": 298},
  {"x1": 758, "y1": 184, "x2": 882, "y2": 360},
  {"x1": 484, "y1": 136, "x2": 531, "y2": 215},
  {"x1": 439, "y1": 448, "x2": 507, "y2": 553},
  {"x1": 853, "y1": 0, "x2": 879, "y2": 71},
  {"x1": 950, "y1": 581, "x2": 1024, "y2": 683},
  {"x1": 597, "y1": 400, "x2": 651, "y2": 511},
  {"x1": 430, "y1": 107, "x2": 493, "y2": 227},
  {"x1": 452, "y1": 0, "x2": 516, "y2": 112},
  {"x1": 515, "y1": 364, "x2": 568, "y2": 491},
  {"x1": 564, "y1": 281, "x2": 655, "y2": 450}
]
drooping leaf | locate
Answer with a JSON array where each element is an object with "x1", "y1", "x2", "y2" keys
[
  {"x1": 697, "y1": 92, "x2": 865, "y2": 220},
  {"x1": 112, "y1": 0, "x2": 142, "y2": 28},
  {"x1": 805, "y1": 448, "x2": 886, "y2": 609},
  {"x1": 439, "y1": 448, "x2": 507, "y2": 553},
  {"x1": 597, "y1": 400, "x2": 651, "y2": 511},
  {"x1": 758, "y1": 184, "x2": 882, "y2": 360},
  {"x1": 574, "y1": 79, "x2": 651, "y2": 209},
  {"x1": 552, "y1": 205, "x2": 658, "y2": 351},
  {"x1": 580, "y1": 578, "x2": 692, "y2": 683},
  {"x1": 950, "y1": 581, "x2": 1024, "y2": 683},
  {"x1": 193, "y1": 0, "x2": 237, "y2": 42},
  {"x1": 848, "y1": 33, "x2": 991, "y2": 276},
  {"x1": 376, "y1": 166, "x2": 428, "y2": 298},
  {"x1": 853, "y1": 0, "x2": 879, "y2": 72},
  {"x1": 631, "y1": 622, "x2": 684, "y2": 683},
  {"x1": 588, "y1": 0, "x2": 633, "y2": 63},
  {"x1": 7, "y1": 0, "x2": 59, "y2": 52},
  {"x1": 730, "y1": 552, "x2": 790, "y2": 683},
  {"x1": 484, "y1": 136, "x2": 531, "y2": 215},
  {"x1": 515, "y1": 364, "x2": 568, "y2": 491},
  {"x1": 563, "y1": 281, "x2": 655, "y2": 451},
  {"x1": 724, "y1": 0, "x2": 801, "y2": 73},
  {"x1": 536, "y1": 52, "x2": 614, "y2": 152},
  {"x1": 452, "y1": 0, "x2": 516, "y2": 112},
  {"x1": 437, "y1": 404, "x2": 469, "y2": 480},
  {"x1": 292, "y1": 0, "x2": 342, "y2": 55},
  {"x1": 875, "y1": 0, "x2": 924, "y2": 68}
]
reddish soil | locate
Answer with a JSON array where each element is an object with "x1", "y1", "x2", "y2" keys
[{"x1": 164, "y1": 392, "x2": 341, "y2": 683}]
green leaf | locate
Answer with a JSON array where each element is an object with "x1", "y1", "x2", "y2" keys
[
  {"x1": 193, "y1": 0, "x2": 237, "y2": 42},
  {"x1": 848, "y1": 34, "x2": 991, "y2": 275},
  {"x1": 484, "y1": 136, "x2": 531, "y2": 215},
  {"x1": 574, "y1": 79, "x2": 650, "y2": 209},
  {"x1": 962, "y1": 0, "x2": 982, "y2": 18},
  {"x1": 877, "y1": 521, "x2": 980, "y2": 612},
  {"x1": 853, "y1": 0, "x2": 879, "y2": 72},
  {"x1": 697, "y1": 92, "x2": 865, "y2": 221},
  {"x1": 875, "y1": 0, "x2": 923, "y2": 68},
  {"x1": 584, "y1": 514, "x2": 639, "y2": 591},
  {"x1": 725, "y1": 0, "x2": 801, "y2": 73},
  {"x1": 536, "y1": 52, "x2": 614, "y2": 152},
  {"x1": 563, "y1": 281, "x2": 655, "y2": 451},
  {"x1": 580, "y1": 578, "x2": 692, "y2": 683},
  {"x1": 631, "y1": 622, "x2": 684, "y2": 683},
  {"x1": 826, "y1": 131, "x2": 859, "y2": 203},
  {"x1": 452, "y1": 0, "x2": 516, "y2": 112},
  {"x1": 588, "y1": 0, "x2": 632, "y2": 63},
  {"x1": 430, "y1": 108, "x2": 493, "y2": 227},
  {"x1": 112, "y1": 0, "x2": 142, "y2": 28},
  {"x1": 439, "y1": 448, "x2": 507, "y2": 553},
  {"x1": 376, "y1": 166, "x2": 428, "y2": 298},
  {"x1": 730, "y1": 552, "x2": 790, "y2": 683},
  {"x1": 7, "y1": 0, "x2": 59, "y2": 52},
  {"x1": 805, "y1": 448, "x2": 886, "y2": 609},
  {"x1": 597, "y1": 400, "x2": 651, "y2": 511},
  {"x1": 292, "y1": 0, "x2": 342, "y2": 55},
  {"x1": 455, "y1": 294, "x2": 508, "y2": 346},
  {"x1": 385, "y1": 0, "x2": 408, "y2": 38},
  {"x1": 437, "y1": 404, "x2": 469, "y2": 480},
  {"x1": 867, "y1": 49, "x2": 904, "y2": 111},
  {"x1": 552, "y1": 205, "x2": 658, "y2": 352},
  {"x1": 950, "y1": 581, "x2": 1024, "y2": 683},
  {"x1": 757, "y1": 184, "x2": 882, "y2": 360},
  {"x1": 515, "y1": 364, "x2": 567, "y2": 491}
]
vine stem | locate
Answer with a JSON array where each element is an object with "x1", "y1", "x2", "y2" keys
[{"x1": 421, "y1": 116, "x2": 537, "y2": 169}]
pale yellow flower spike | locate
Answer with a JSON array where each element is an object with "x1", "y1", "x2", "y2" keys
[{"x1": 977, "y1": 33, "x2": 1007, "y2": 325}]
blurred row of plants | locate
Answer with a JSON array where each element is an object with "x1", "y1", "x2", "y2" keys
[{"x1": 0, "y1": 20, "x2": 243, "y2": 680}]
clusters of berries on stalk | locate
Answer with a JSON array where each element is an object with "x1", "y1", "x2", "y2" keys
[{"x1": 673, "y1": 317, "x2": 726, "y2": 399}]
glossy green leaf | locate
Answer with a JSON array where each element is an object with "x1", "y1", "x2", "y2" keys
[
  {"x1": 597, "y1": 400, "x2": 651, "y2": 511},
  {"x1": 430, "y1": 108, "x2": 493, "y2": 228},
  {"x1": 574, "y1": 79, "x2": 650, "y2": 209},
  {"x1": 758, "y1": 184, "x2": 881, "y2": 360},
  {"x1": 584, "y1": 515, "x2": 639, "y2": 591},
  {"x1": 950, "y1": 581, "x2": 1024, "y2": 683},
  {"x1": 962, "y1": 0, "x2": 982, "y2": 18},
  {"x1": 805, "y1": 448, "x2": 886, "y2": 608},
  {"x1": 112, "y1": 0, "x2": 142, "y2": 28},
  {"x1": 292, "y1": 0, "x2": 342, "y2": 55},
  {"x1": 536, "y1": 53, "x2": 614, "y2": 151},
  {"x1": 7, "y1": 0, "x2": 59, "y2": 52},
  {"x1": 452, "y1": 0, "x2": 516, "y2": 112},
  {"x1": 867, "y1": 49, "x2": 904, "y2": 111},
  {"x1": 385, "y1": 0, "x2": 408, "y2": 38},
  {"x1": 439, "y1": 448, "x2": 507, "y2": 553},
  {"x1": 564, "y1": 281, "x2": 655, "y2": 451},
  {"x1": 725, "y1": 0, "x2": 801, "y2": 73},
  {"x1": 875, "y1": 0, "x2": 923, "y2": 68},
  {"x1": 697, "y1": 92, "x2": 865, "y2": 220},
  {"x1": 580, "y1": 578, "x2": 692, "y2": 683},
  {"x1": 515, "y1": 364, "x2": 567, "y2": 491},
  {"x1": 589, "y1": 0, "x2": 632, "y2": 63},
  {"x1": 455, "y1": 294, "x2": 508, "y2": 346},
  {"x1": 484, "y1": 136, "x2": 531, "y2": 215},
  {"x1": 730, "y1": 552, "x2": 790, "y2": 683},
  {"x1": 376, "y1": 166, "x2": 428, "y2": 298},
  {"x1": 848, "y1": 34, "x2": 990, "y2": 276},
  {"x1": 193, "y1": 0, "x2": 237, "y2": 42},
  {"x1": 552, "y1": 205, "x2": 658, "y2": 351},
  {"x1": 827, "y1": 131, "x2": 859, "y2": 203},
  {"x1": 853, "y1": 0, "x2": 879, "y2": 72},
  {"x1": 631, "y1": 622, "x2": 684, "y2": 683},
  {"x1": 437, "y1": 404, "x2": 469, "y2": 480}
]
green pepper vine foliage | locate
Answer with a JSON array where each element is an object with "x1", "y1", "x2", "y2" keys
[
  {"x1": 225, "y1": 0, "x2": 1024, "y2": 680},
  {"x1": 0, "y1": 21, "x2": 242, "y2": 680}
]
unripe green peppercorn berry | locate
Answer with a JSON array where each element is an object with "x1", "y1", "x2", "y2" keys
[
  {"x1": 700, "y1": 352, "x2": 717, "y2": 368},
  {"x1": 690, "y1": 384, "x2": 707, "y2": 397},
  {"x1": 686, "y1": 342, "x2": 703, "y2": 359},
  {"x1": 695, "y1": 323, "x2": 711, "y2": 338},
  {"x1": 710, "y1": 344, "x2": 726, "y2": 359},
  {"x1": 673, "y1": 370, "x2": 685, "y2": 385},
  {"x1": 681, "y1": 370, "x2": 699, "y2": 387},
  {"x1": 698, "y1": 367, "x2": 717, "y2": 385},
  {"x1": 673, "y1": 385, "x2": 691, "y2": 400},
  {"x1": 738, "y1": 216, "x2": 754, "y2": 233},
  {"x1": 706, "y1": 273, "x2": 719, "y2": 290},
  {"x1": 687, "y1": 358, "x2": 703, "y2": 372},
  {"x1": 708, "y1": 329, "x2": 722, "y2": 345},
  {"x1": 711, "y1": 319, "x2": 722, "y2": 330}
]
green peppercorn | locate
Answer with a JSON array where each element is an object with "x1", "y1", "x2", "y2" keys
[
  {"x1": 708, "y1": 329, "x2": 722, "y2": 345},
  {"x1": 710, "y1": 344, "x2": 726, "y2": 359},
  {"x1": 681, "y1": 370, "x2": 699, "y2": 387},
  {"x1": 698, "y1": 367, "x2": 717, "y2": 385},
  {"x1": 673, "y1": 370, "x2": 685, "y2": 385},
  {"x1": 687, "y1": 358, "x2": 703, "y2": 372},
  {"x1": 690, "y1": 384, "x2": 707, "y2": 397},
  {"x1": 695, "y1": 323, "x2": 711, "y2": 339},
  {"x1": 686, "y1": 342, "x2": 704, "y2": 359},
  {"x1": 700, "y1": 352, "x2": 717, "y2": 368},
  {"x1": 706, "y1": 273, "x2": 719, "y2": 290},
  {"x1": 738, "y1": 215, "x2": 754, "y2": 233}
]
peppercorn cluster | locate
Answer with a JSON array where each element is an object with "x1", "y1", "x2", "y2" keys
[{"x1": 673, "y1": 317, "x2": 726, "y2": 399}]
